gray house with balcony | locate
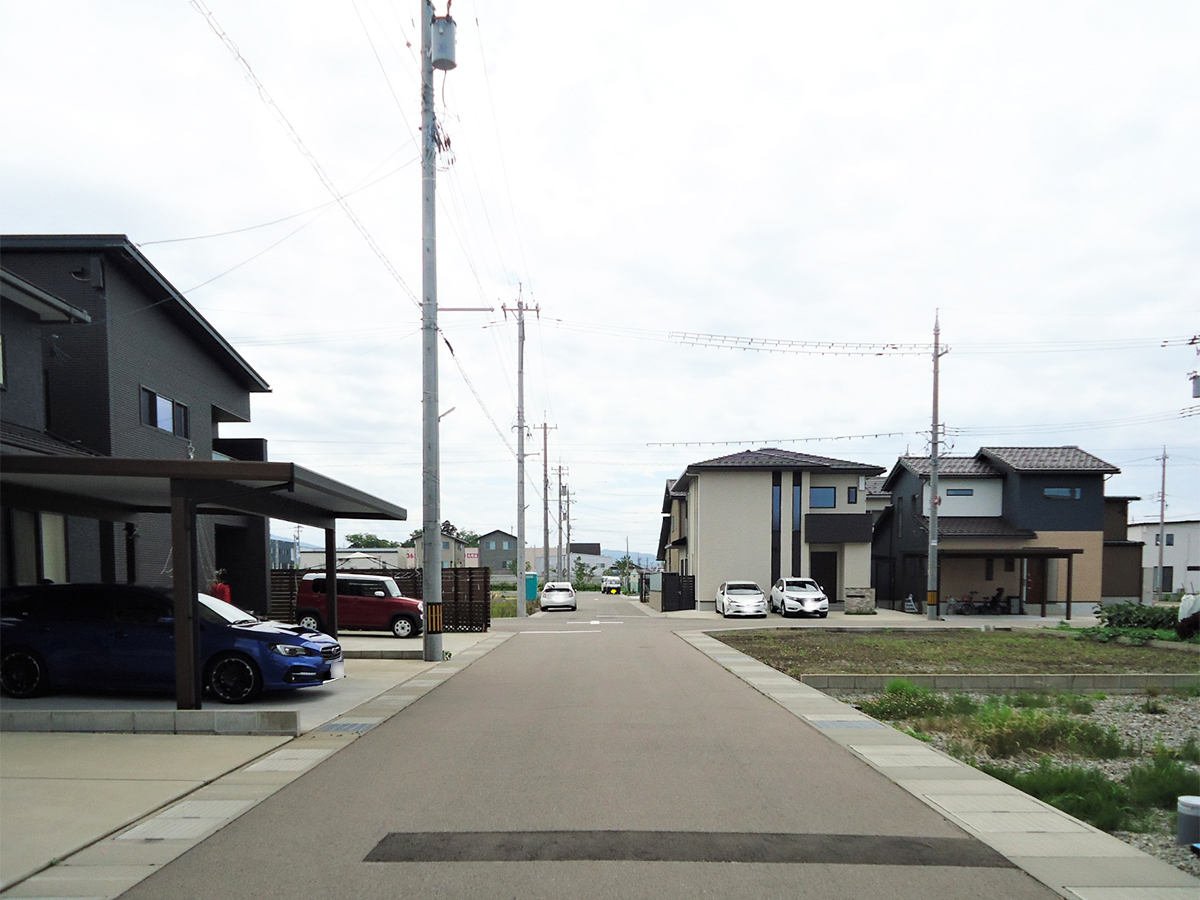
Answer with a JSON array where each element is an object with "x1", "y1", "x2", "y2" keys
[{"x1": 1, "y1": 235, "x2": 274, "y2": 611}]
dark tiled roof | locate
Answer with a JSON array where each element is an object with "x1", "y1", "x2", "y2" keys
[
  {"x1": 690, "y1": 447, "x2": 884, "y2": 474},
  {"x1": 865, "y1": 476, "x2": 889, "y2": 496},
  {"x1": 570, "y1": 543, "x2": 602, "y2": 556},
  {"x1": 918, "y1": 516, "x2": 1036, "y2": 539},
  {"x1": 0, "y1": 422, "x2": 101, "y2": 457},
  {"x1": 900, "y1": 457, "x2": 1001, "y2": 477},
  {"x1": 979, "y1": 446, "x2": 1119, "y2": 474}
]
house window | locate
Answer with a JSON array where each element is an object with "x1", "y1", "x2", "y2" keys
[
  {"x1": 809, "y1": 487, "x2": 836, "y2": 509},
  {"x1": 442, "y1": 540, "x2": 450, "y2": 550},
  {"x1": 502, "y1": 540, "x2": 511, "y2": 550},
  {"x1": 1154, "y1": 534, "x2": 1175, "y2": 546},
  {"x1": 140, "y1": 387, "x2": 190, "y2": 438},
  {"x1": 792, "y1": 486, "x2": 801, "y2": 530},
  {"x1": 1004, "y1": 558, "x2": 1015, "y2": 573},
  {"x1": 8, "y1": 509, "x2": 67, "y2": 585},
  {"x1": 487, "y1": 540, "x2": 496, "y2": 550},
  {"x1": 985, "y1": 558, "x2": 994, "y2": 581},
  {"x1": 847, "y1": 486, "x2": 858, "y2": 504},
  {"x1": 946, "y1": 488, "x2": 974, "y2": 497},
  {"x1": 1043, "y1": 487, "x2": 1081, "y2": 500},
  {"x1": 771, "y1": 479, "x2": 781, "y2": 531}
]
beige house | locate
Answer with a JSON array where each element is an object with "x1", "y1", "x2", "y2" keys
[{"x1": 657, "y1": 448, "x2": 884, "y2": 610}]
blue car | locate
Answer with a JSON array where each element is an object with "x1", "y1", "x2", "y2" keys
[{"x1": 0, "y1": 583, "x2": 343, "y2": 703}]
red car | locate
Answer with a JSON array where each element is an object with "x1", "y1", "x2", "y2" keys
[{"x1": 296, "y1": 573, "x2": 423, "y2": 639}]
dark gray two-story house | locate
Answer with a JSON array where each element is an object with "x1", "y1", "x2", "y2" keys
[
  {"x1": 871, "y1": 446, "x2": 1131, "y2": 616},
  {"x1": 477, "y1": 529, "x2": 518, "y2": 578},
  {"x1": 1, "y1": 235, "x2": 273, "y2": 610}
]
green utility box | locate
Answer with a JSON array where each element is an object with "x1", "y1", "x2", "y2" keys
[{"x1": 524, "y1": 572, "x2": 539, "y2": 602}]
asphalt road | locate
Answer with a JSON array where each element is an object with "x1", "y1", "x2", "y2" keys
[{"x1": 121, "y1": 593, "x2": 1057, "y2": 899}]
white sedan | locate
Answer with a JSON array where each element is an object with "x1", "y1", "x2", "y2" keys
[
  {"x1": 539, "y1": 581, "x2": 577, "y2": 612},
  {"x1": 715, "y1": 581, "x2": 768, "y2": 618},
  {"x1": 770, "y1": 577, "x2": 829, "y2": 618}
]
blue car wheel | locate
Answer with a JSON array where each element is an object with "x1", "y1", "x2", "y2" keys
[
  {"x1": 1, "y1": 649, "x2": 49, "y2": 698},
  {"x1": 207, "y1": 652, "x2": 263, "y2": 703}
]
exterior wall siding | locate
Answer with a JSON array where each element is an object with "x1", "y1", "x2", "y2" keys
[
  {"x1": 692, "y1": 470, "x2": 772, "y2": 604},
  {"x1": 921, "y1": 478, "x2": 1003, "y2": 517},
  {"x1": 0, "y1": 301, "x2": 47, "y2": 429}
]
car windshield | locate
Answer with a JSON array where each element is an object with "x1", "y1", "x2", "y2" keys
[
  {"x1": 378, "y1": 578, "x2": 402, "y2": 597},
  {"x1": 784, "y1": 580, "x2": 819, "y2": 592},
  {"x1": 198, "y1": 593, "x2": 259, "y2": 626},
  {"x1": 727, "y1": 583, "x2": 761, "y2": 594}
]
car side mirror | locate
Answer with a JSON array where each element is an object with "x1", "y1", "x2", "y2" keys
[{"x1": 374, "y1": 590, "x2": 386, "y2": 597}]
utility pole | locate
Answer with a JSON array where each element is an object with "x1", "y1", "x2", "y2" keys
[
  {"x1": 420, "y1": 1, "x2": 456, "y2": 661},
  {"x1": 565, "y1": 485, "x2": 572, "y2": 584},
  {"x1": 927, "y1": 312, "x2": 949, "y2": 621},
  {"x1": 1155, "y1": 447, "x2": 1167, "y2": 603},
  {"x1": 502, "y1": 290, "x2": 537, "y2": 616},
  {"x1": 556, "y1": 466, "x2": 564, "y2": 579},
  {"x1": 536, "y1": 423, "x2": 556, "y2": 587}
]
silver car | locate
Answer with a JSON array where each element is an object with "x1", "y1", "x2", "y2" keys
[
  {"x1": 770, "y1": 577, "x2": 829, "y2": 618},
  {"x1": 715, "y1": 581, "x2": 767, "y2": 618}
]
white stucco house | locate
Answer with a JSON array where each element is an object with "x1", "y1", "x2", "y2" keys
[
  {"x1": 657, "y1": 448, "x2": 885, "y2": 610},
  {"x1": 1127, "y1": 519, "x2": 1200, "y2": 601}
]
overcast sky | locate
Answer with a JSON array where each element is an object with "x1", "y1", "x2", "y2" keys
[{"x1": 2, "y1": 1, "x2": 1197, "y2": 553}]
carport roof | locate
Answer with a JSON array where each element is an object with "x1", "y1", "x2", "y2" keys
[{"x1": 0, "y1": 455, "x2": 407, "y2": 529}]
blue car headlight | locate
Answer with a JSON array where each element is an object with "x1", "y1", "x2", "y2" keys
[{"x1": 269, "y1": 643, "x2": 317, "y2": 657}]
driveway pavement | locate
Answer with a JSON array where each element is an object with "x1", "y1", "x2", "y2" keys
[{"x1": 2, "y1": 597, "x2": 1191, "y2": 899}]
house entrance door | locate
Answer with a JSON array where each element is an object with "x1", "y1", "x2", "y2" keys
[
  {"x1": 1025, "y1": 558, "x2": 1047, "y2": 613},
  {"x1": 810, "y1": 551, "x2": 839, "y2": 605}
]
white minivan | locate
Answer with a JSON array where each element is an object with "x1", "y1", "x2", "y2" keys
[{"x1": 540, "y1": 581, "x2": 577, "y2": 612}]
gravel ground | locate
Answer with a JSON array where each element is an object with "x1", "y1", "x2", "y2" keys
[{"x1": 837, "y1": 689, "x2": 1200, "y2": 877}]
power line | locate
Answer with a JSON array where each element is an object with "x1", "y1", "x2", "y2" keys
[
  {"x1": 647, "y1": 431, "x2": 913, "y2": 448},
  {"x1": 947, "y1": 405, "x2": 1199, "y2": 437},
  {"x1": 190, "y1": 0, "x2": 419, "y2": 308}
]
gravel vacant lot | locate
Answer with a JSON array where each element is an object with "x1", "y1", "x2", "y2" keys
[
  {"x1": 715, "y1": 628, "x2": 1200, "y2": 877},
  {"x1": 839, "y1": 688, "x2": 1200, "y2": 878}
]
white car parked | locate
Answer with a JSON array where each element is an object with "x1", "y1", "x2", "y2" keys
[
  {"x1": 539, "y1": 581, "x2": 577, "y2": 612},
  {"x1": 769, "y1": 578, "x2": 829, "y2": 618},
  {"x1": 715, "y1": 581, "x2": 767, "y2": 618}
]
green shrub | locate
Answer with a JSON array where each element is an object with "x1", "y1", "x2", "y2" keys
[
  {"x1": 1096, "y1": 602, "x2": 1178, "y2": 631},
  {"x1": 979, "y1": 758, "x2": 1137, "y2": 832},
  {"x1": 970, "y1": 706, "x2": 1127, "y2": 759},
  {"x1": 1175, "y1": 735, "x2": 1200, "y2": 764},
  {"x1": 860, "y1": 679, "x2": 946, "y2": 719},
  {"x1": 1124, "y1": 749, "x2": 1200, "y2": 810}
]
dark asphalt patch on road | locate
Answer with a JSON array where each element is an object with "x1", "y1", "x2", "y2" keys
[{"x1": 365, "y1": 831, "x2": 1015, "y2": 868}]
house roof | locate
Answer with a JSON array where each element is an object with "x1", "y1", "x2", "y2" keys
[
  {"x1": 674, "y1": 447, "x2": 883, "y2": 491},
  {"x1": 979, "y1": 446, "x2": 1119, "y2": 474},
  {"x1": 661, "y1": 478, "x2": 684, "y2": 514},
  {"x1": 0, "y1": 235, "x2": 270, "y2": 394},
  {"x1": 865, "y1": 476, "x2": 889, "y2": 496},
  {"x1": 479, "y1": 529, "x2": 517, "y2": 542},
  {"x1": 918, "y1": 516, "x2": 1036, "y2": 539},
  {"x1": 1, "y1": 268, "x2": 91, "y2": 323},
  {"x1": 0, "y1": 422, "x2": 102, "y2": 457},
  {"x1": 570, "y1": 542, "x2": 602, "y2": 556},
  {"x1": 900, "y1": 456, "x2": 1002, "y2": 478}
]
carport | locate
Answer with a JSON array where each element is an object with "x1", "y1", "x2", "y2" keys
[
  {"x1": 935, "y1": 547, "x2": 1084, "y2": 619},
  {"x1": 0, "y1": 455, "x2": 407, "y2": 709}
]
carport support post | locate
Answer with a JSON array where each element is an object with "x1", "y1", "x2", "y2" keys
[
  {"x1": 1065, "y1": 554, "x2": 1073, "y2": 621},
  {"x1": 324, "y1": 528, "x2": 338, "y2": 638},
  {"x1": 170, "y1": 484, "x2": 202, "y2": 710}
]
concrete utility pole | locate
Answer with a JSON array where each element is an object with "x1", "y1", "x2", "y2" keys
[
  {"x1": 927, "y1": 312, "x2": 948, "y2": 621},
  {"x1": 502, "y1": 291, "x2": 536, "y2": 616},
  {"x1": 1155, "y1": 447, "x2": 1167, "y2": 603},
  {"x1": 565, "y1": 485, "x2": 572, "y2": 584},
  {"x1": 420, "y1": 2, "x2": 456, "y2": 661},
  {"x1": 536, "y1": 423, "x2": 555, "y2": 586},
  {"x1": 556, "y1": 467, "x2": 565, "y2": 579}
]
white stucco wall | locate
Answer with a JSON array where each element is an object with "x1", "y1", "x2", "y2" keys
[{"x1": 922, "y1": 478, "x2": 1003, "y2": 517}]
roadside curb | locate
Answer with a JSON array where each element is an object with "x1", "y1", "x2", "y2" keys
[
  {"x1": 0, "y1": 632, "x2": 515, "y2": 900},
  {"x1": 677, "y1": 629, "x2": 1199, "y2": 899}
]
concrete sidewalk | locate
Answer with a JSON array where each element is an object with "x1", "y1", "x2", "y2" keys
[{"x1": 0, "y1": 632, "x2": 493, "y2": 891}]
